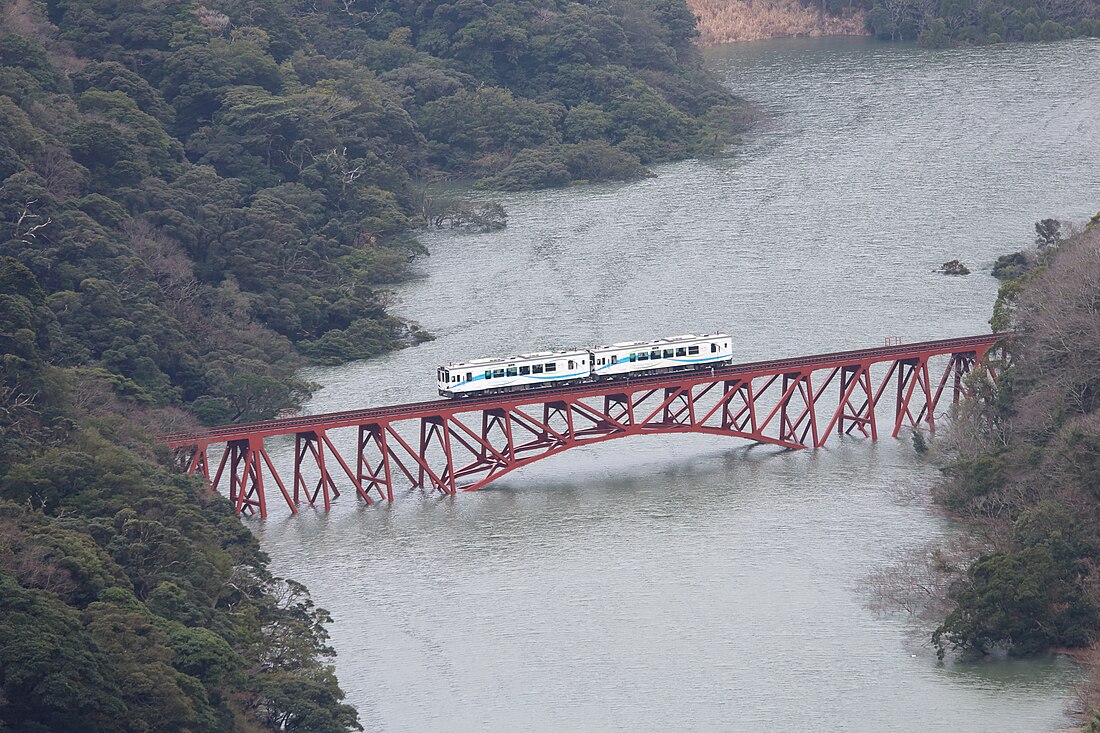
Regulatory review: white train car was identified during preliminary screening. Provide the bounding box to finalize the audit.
[438,349,591,397]
[590,333,732,378]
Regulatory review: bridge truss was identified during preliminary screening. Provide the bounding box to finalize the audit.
[167,334,1004,518]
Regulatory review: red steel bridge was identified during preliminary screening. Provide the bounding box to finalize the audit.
[167,334,1005,518]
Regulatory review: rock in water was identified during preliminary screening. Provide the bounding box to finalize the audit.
[937,259,971,275]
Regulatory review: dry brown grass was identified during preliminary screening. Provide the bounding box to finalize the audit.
[688,0,868,44]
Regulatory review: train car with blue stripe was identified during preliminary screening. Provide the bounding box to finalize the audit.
[590,334,732,378]
[438,349,591,397]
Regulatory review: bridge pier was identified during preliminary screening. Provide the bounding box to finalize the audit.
[828,364,877,444]
[357,423,394,503]
[213,437,295,518]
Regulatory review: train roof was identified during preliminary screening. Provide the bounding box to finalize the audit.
[594,332,729,350]
[440,347,588,370]
[439,333,730,370]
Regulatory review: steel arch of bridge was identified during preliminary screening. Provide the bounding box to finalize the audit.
[167,334,1005,518]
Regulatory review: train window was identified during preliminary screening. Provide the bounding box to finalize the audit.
[629,354,637,362]
[568,360,575,369]
[638,353,649,361]
[533,364,544,374]
[711,343,717,353]
[493,369,505,378]
[663,349,674,358]
[466,372,472,381]
[676,347,687,357]
[519,366,531,375]
[545,363,557,372]
[504,367,516,377]
[611,355,617,364]
[688,345,700,355]
[485,370,492,379]
[650,350,661,359]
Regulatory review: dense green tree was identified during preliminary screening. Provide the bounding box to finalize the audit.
[533,7,630,67]
[561,141,653,182]
[862,0,1097,44]
[419,87,561,170]
[0,573,127,733]
[161,38,284,136]
[1034,217,1063,249]
[919,18,952,46]
[563,101,614,143]
[0,35,64,93]
[83,593,222,733]
[72,61,175,123]
[477,147,571,190]
[380,63,470,111]
[933,544,1096,658]
[0,98,44,179]
[866,6,900,39]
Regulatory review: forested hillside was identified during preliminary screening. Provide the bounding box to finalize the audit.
[0,0,746,730]
[929,217,1100,725]
[863,0,1100,44]
[1,0,748,420]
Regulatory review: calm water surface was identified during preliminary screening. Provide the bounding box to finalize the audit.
[255,37,1100,731]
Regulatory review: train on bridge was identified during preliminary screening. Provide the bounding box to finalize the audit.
[437,333,734,397]
[169,332,1004,517]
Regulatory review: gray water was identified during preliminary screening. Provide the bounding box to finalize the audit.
[255,37,1100,731]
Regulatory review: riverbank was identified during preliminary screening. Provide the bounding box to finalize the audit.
[688,0,867,44]
[927,221,1100,728]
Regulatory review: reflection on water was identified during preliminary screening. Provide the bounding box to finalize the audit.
[943,654,1082,692]
[255,36,1100,732]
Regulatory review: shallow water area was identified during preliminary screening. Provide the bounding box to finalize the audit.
[255,36,1100,731]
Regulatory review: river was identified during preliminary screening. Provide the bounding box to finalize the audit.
[254,37,1100,731]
